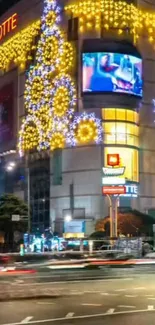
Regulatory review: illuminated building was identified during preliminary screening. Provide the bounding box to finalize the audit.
[0,0,155,235]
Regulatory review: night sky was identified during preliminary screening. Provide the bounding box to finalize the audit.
[0,0,21,16]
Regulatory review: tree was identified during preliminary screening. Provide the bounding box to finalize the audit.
[0,194,28,219]
[0,194,28,251]
[95,209,154,237]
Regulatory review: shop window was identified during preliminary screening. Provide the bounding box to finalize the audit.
[102,108,139,124]
[103,121,139,146]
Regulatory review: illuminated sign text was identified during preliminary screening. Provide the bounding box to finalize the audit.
[102,167,125,176]
[0,13,18,42]
[102,186,126,195]
[102,177,126,185]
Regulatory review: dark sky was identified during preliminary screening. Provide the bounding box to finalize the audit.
[0,0,21,16]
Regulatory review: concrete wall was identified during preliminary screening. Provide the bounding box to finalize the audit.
[137,0,155,212]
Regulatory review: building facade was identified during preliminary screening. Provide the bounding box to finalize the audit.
[0,0,155,236]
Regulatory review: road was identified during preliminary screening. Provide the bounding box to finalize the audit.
[1,276,155,325]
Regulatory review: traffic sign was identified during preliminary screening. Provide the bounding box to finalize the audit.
[12,215,28,221]
[12,215,20,221]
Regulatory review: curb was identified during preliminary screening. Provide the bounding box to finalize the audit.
[0,294,62,302]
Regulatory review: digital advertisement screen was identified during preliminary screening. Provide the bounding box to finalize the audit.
[82,52,142,97]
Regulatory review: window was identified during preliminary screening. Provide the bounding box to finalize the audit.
[104,147,139,182]
[103,121,139,147]
[68,17,79,41]
[102,108,139,124]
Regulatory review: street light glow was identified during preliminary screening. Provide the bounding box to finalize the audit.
[6,161,16,172]
[65,215,72,222]
[9,162,16,167]
[6,165,14,171]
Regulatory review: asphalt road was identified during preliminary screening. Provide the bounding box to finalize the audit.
[0,264,155,284]
[1,276,155,325]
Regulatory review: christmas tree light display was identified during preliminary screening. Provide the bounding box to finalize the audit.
[18,0,102,156]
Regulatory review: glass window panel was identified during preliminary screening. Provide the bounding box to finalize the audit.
[127,110,134,122]
[116,109,126,120]
[134,111,139,124]
[102,108,116,120]
[127,124,139,136]
[104,133,116,144]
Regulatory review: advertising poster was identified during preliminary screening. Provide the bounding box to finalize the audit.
[82,52,142,97]
[0,83,14,143]
[64,220,85,234]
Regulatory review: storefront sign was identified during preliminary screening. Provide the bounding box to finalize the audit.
[102,186,126,195]
[64,220,85,234]
[0,13,18,42]
[102,177,126,185]
[102,167,125,176]
[119,184,138,197]
[107,153,120,166]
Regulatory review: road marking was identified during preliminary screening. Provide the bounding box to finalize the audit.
[82,303,102,307]
[65,313,74,318]
[118,305,136,309]
[115,289,126,292]
[133,287,146,290]
[125,295,137,298]
[37,302,55,305]
[106,309,115,314]
[145,295,154,297]
[15,280,24,284]
[101,293,118,296]
[1,308,155,325]
[147,298,155,300]
[84,291,101,293]
[148,305,154,310]
[70,292,84,295]
[21,317,33,324]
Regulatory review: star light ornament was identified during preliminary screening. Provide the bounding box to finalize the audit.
[18,0,102,157]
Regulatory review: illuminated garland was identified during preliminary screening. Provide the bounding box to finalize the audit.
[71,112,102,145]
[65,0,155,46]
[19,115,43,156]
[2,0,155,73]
[18,0,102,156]
[0,20,40,71]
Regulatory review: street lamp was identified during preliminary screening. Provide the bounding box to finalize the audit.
[6,161,16,172]
[65,215,72,222]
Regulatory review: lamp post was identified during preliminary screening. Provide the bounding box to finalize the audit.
[27,166,31,234]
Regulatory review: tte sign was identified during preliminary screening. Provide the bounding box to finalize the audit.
[0,13,18,42]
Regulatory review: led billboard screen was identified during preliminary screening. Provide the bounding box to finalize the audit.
[82,52,142,97]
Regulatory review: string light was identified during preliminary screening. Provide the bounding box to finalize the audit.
[18,0,103,156]
[50,132,65,150]
[71,112,103,145]
[1,0,155,73]
[65,0,155,46]
[0,20,40,71]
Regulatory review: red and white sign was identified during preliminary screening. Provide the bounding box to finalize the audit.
[107,154,120,166]
[0,13,18,42]
[102,186,126,195]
